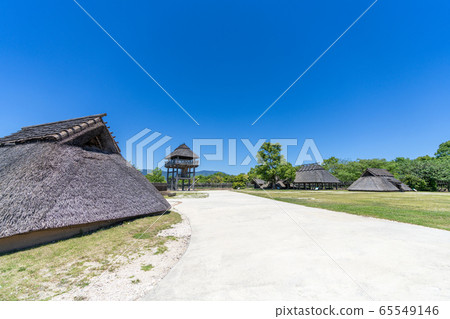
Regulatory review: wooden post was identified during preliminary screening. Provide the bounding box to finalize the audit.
[172,167,175,190]
[172,167,176,190]
[192,166,196,191]
[187,168,191,191]
[166,168,169,189]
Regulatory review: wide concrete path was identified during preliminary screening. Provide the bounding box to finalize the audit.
[144,191,450,300]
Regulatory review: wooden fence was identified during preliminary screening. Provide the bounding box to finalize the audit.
[194,183,233,189]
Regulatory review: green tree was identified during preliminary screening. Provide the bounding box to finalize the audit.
[321,157,401,183]
[435,140,450,158]
[401,174,427,190]
[416,155,433,161]
[277,162,296,183]
[322,156,340,173]
[321,158,359,183]
[196,174,209,184]
[145,167,166,183]
[254,142,283,188]
[247,167,262,188]
[321,150,450,191]
[232,173,248,189]
[209,173,225,183]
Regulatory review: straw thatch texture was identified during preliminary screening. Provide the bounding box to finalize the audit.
[362,168,393,177]
[165,143,199,159]
[0,142,170,239]
[275,180,288,189]
[348,168,412,192]
[294,164,341,184]
[347,176,399,192]
[0,113,103,143]
[253,178,266,185]
[251,178,289,189]
[252,178,270,189]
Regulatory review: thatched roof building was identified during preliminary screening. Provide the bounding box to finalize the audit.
[251,178,289,189]
[251,178,269,189]
[348,168,412,192]
[0,114,170,253]
[293,164,341,190]
[165,143,199,159]
[165,143,199,191]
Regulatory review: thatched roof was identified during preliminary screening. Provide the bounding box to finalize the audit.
[165,143,199,159]
[253,178,266,185]
[251,178,270,188]
[294,164,341,184]
[275,180,288,189]
[348,168,412,192]
[0,114,120,153]
[362,168,393,177]
[0,115,170,239]
[251,178,288,189]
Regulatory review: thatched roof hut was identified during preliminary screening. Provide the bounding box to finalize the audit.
[348,168,412,192]
[165,144,199,191]
[251,178,270,189]
[293,164,341,190]
[251,178,289,189]
[275,180,288,189]
[0,114,170,253]
[165,143,199,159]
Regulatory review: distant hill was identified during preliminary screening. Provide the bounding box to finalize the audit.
[195,170,223,176]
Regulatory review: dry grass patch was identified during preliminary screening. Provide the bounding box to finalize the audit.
[169,192,209,199]
[0,211,181,301]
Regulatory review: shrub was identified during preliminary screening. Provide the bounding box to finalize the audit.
[401,175,427,191]
[145,167,166,183]
[232,181,246,189]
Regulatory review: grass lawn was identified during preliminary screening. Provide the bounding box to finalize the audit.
[238,189,450,231]
[0,211,181,301]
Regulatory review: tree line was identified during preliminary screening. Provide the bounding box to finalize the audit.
[145,140,450,191]
[322,141,449,191]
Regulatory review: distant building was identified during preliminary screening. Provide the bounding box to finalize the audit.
[348,168,412,192]
[293,164,341,190]
[0,114,170,253]
[165,144,199,191]
[252,178,269,189]
[251,178,289,189]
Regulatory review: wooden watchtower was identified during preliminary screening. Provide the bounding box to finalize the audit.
[165,144,199,191]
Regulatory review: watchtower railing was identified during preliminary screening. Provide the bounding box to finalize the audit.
[165,159,199,167]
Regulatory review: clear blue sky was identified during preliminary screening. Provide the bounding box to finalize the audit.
[1,0,449,174]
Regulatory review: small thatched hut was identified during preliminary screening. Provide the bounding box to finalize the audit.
[252,178,269,189]
[274,180,289,189]
[293,164,341,190]
[0,114,170,253]
[251,178,290,189]
[348,168,412,192]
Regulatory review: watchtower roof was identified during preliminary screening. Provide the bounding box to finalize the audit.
[165,143,199,159]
